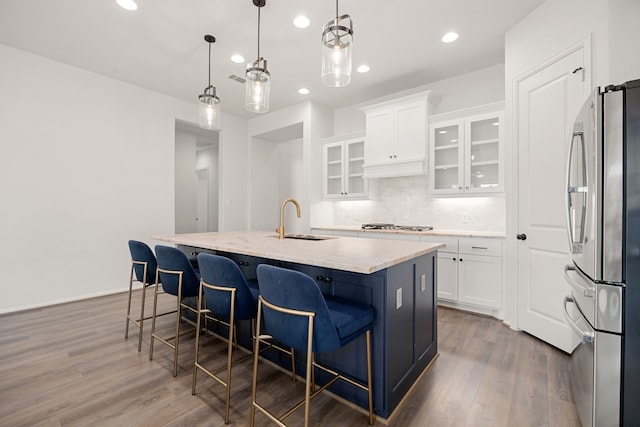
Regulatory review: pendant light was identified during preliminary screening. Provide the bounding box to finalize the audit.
[198,35,221,130]
[321,0,353,87]
[245,0,270,113]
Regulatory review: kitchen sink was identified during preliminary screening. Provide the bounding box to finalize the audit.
[282,233,335,241]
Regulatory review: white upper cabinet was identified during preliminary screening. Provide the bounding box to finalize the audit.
[360,91,430,179]
[322,133,368,200]
[429,108,504,195]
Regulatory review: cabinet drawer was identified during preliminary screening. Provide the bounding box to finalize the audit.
[459,238,502,257]
[420,235,458,253]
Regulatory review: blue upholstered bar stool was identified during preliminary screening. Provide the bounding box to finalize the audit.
[126,240,158,352]
[251,264,375,427]
[149,245,201,377]
[192,253,260,424]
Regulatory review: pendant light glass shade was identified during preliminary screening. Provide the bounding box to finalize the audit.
[245,59,270,113]
[246,0,270,113]
[198,87,220,130]
[198,35,221,129]
[322,8,353,87]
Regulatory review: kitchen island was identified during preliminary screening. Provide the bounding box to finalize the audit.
[153,231,443,419]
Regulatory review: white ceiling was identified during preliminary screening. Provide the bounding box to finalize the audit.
[0,0,544,120]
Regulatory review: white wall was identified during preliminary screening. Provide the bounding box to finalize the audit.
[175,130,197,233]
[278,140,304,234]
[250,137,281,231]
[196,144,219,231]
[608,0,640,84]
[250,138,305,233]
[218,113,250,232]
[0,43,248,313]
[248,101,333,233]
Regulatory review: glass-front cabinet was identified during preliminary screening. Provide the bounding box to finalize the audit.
[429,111,504,195]
[323,133,368,199]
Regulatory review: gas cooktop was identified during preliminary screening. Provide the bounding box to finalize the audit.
[361,223,433,232]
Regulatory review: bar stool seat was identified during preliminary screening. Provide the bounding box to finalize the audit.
[251,264,375,427]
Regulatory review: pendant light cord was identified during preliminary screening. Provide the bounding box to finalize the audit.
[257,5,261,60]
[207,42,211,88]
[335,0,339,19]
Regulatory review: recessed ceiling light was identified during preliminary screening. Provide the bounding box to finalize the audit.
[293,16,310,29]
[357,65,370,73]
[116,0,138,11]
[441,32,459,43]
[298,88,310,95]
[231,54,245,64]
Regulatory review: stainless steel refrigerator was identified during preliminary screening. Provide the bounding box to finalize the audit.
[563,79,640,426]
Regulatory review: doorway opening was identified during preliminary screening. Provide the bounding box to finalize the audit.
[175,120,219,233]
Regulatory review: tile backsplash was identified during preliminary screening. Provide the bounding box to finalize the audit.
[325,175,505,232]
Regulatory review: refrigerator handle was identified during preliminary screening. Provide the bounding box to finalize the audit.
[565,130,587,252]
[563,264,595,298]
[563,295,594,343]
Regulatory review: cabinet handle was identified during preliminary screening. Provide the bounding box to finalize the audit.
[471,246,488,250]
[459,258,463,262]
[465,185,469,190]
[453,257,456,261]
[458,186,463,191]
[516,233,527,241]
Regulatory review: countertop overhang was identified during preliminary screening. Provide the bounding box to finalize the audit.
[153,231,443,274]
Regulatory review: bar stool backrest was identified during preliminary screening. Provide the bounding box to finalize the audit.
[197,253,257,320]
[128,240,157,285]
[256,264,340,353]
[154,245,199,298]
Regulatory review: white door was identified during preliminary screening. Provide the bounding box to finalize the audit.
[516,47,588,353]
[196,169,209,232]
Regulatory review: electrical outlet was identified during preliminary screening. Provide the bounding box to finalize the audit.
[462,212,470,223]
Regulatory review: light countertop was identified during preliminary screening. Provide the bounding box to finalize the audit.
[153,231,443,275]
[311,226,505,239]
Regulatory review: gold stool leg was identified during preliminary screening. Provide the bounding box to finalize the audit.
[366,330,374,425]
[303,316,314,427]
[249,301,263,427]
[172,273,184,377]
[149,271,161,361]
[125,264,135,338]
[137,273,148,352]
[192,282,204,395]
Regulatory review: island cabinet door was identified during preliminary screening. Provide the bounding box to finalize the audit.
[414,254,436,360]
[386,262,415,400]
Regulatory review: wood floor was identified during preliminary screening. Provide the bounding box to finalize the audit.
[0,290,581,427]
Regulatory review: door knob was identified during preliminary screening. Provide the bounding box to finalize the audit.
[517,233,527,240]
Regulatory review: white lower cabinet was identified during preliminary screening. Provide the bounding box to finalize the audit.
[310,229,503,313]
[436,251,458,301]
[421,236,502,311]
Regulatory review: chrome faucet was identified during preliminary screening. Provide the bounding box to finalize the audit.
[276,197,301,239]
